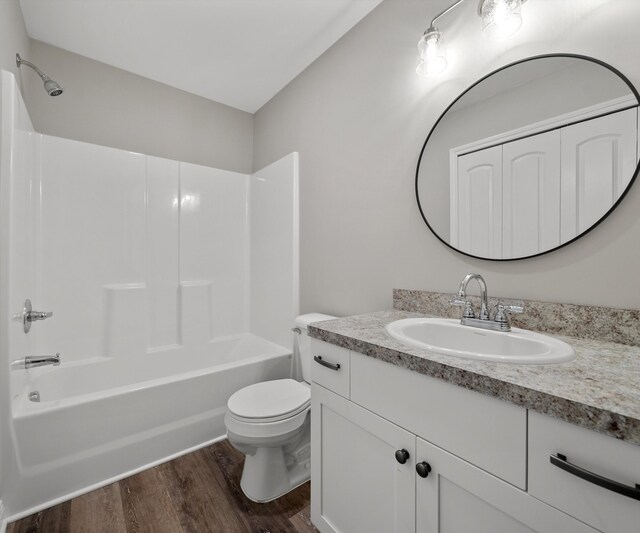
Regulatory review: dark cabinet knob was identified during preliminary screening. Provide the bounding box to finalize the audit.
[395,449,410,464]
[416,461,432,478]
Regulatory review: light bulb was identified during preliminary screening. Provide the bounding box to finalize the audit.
[480,0,523,40]
[416,27,447,76]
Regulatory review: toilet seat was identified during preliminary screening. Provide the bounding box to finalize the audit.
[227,379,310,423]
[225,379,311,440]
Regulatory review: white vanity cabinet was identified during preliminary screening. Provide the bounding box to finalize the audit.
[528,411,640,533]
[415,437,596,533]
[309,338,638,533]
[311,384,415,533]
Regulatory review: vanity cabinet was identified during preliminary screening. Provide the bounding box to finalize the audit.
[349,352,526,489]
[528,411,640,532]
[311,382,595,533]
[311,384,415,533]
[415,437,596,533]
[309,339,638,533]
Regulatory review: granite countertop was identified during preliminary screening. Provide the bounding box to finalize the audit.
[308,310,640,445]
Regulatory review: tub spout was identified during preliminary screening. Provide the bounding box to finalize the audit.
[13,353,60,369]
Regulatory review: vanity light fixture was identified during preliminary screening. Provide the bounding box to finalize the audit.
[479,0,525,40]
[416,25,447,75]
[416,0,527,76]
[416,0,463,76]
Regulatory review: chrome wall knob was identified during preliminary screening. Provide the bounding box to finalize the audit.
[28,310,53,322]
[15,299,53,333]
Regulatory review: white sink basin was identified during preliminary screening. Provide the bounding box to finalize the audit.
[385,318,575,364]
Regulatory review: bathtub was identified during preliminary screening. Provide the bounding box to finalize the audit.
[9,333,291,516]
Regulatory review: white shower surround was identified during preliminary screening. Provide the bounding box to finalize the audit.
[0,70,299,522]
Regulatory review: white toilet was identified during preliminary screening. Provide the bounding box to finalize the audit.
[224,313,336,502]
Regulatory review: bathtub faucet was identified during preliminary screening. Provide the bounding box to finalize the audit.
[13,353,61,369]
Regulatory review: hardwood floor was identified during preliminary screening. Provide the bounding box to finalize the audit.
[8,440,318,533]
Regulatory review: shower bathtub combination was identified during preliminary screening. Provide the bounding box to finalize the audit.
[0,70,299,521]
[12,335,290,515]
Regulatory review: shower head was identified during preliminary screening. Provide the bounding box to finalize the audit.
[43,77,64,97]
[16,53,64,97]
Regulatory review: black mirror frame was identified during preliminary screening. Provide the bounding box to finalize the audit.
[415,53,640,262]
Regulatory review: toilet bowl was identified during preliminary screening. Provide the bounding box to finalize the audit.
[224,313,335,502]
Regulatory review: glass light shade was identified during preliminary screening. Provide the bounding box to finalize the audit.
[416,28,447,76]
[480,0,523,40]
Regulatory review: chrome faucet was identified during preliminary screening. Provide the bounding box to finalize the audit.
[450,274,524,332]
[13,354,60,369]
[457,273,490,320]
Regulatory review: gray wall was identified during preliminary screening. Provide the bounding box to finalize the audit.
[0,0,31,96]
[26,40,253,173]
[253,0,640,315]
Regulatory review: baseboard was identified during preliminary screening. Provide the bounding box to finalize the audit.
[4,434,227,526]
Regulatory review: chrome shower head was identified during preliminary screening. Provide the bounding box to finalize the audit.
[43,77,64,97]
[16,53,64,97]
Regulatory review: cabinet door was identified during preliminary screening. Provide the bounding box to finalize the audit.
[560,107,638,244]
[416,437,597,533]
[529,411,640,533]
[451,146,502,257]
[311,384,415,533]
[502,130,561,259]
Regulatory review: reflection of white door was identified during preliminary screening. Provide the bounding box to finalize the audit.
[560,107,638,244]
[502,131,561,259]
[450,106,638,258]
[451,146,502,258]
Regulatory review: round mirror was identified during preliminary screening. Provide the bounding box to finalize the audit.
[416,55,640,260]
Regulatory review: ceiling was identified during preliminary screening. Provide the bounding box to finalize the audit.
[19,0,383,113]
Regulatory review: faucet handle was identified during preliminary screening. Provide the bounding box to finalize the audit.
[15,299,53,334]
[28,310,53,321]
[450,298,475,318]
[502,303,524,314]
[494,303,524,327]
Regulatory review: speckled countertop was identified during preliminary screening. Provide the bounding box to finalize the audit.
[309,310,640,445]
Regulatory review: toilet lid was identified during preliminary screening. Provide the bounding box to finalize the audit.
[227,379,310,421]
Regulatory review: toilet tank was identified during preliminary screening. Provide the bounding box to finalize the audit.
[294,313,337,383]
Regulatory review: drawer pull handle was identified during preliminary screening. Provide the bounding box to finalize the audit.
[550,453,640,501]
[314,355,340,371]
[395,449,410,464]
[416,461,432,478]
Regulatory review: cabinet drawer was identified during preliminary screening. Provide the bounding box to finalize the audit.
[417,437,597,533]
[350,352,526,488]
[529,411,640,533]
[310,339,350,398]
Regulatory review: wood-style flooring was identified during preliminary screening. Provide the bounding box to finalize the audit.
[8,440,318,533]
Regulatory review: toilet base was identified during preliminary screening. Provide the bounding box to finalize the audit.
[227,416,311,503]
[240,445,310,502]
